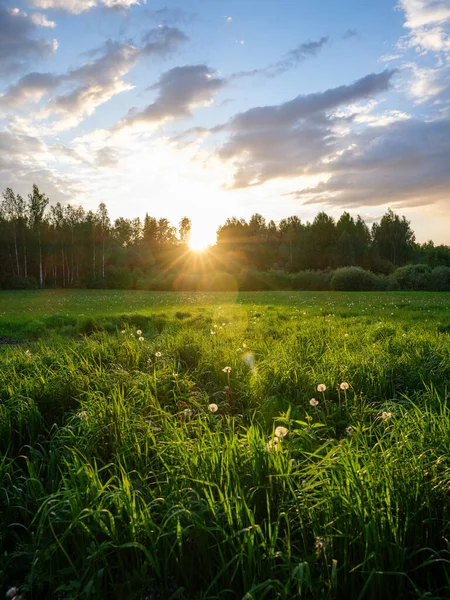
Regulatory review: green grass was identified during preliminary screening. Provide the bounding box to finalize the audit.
[1,290,450,599]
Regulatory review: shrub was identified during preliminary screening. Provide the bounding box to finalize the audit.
[331,267,377,291]
[291,270,332,291]
[391,264,432,291]
[431,265,450,291]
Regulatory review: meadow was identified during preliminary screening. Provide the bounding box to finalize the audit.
[1,290,450,599]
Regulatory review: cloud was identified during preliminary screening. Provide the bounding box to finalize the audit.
[30,12,56,27]
[141,25,189,57]
[3,25,188,129]
[96,146,119,167]
[232,37,329,79]
[217,69,396,188]
[117,65,226,129]
[28,0,142,14]
[0,6,58,75]
[0,72,60,110]
[0,130,80,203]
[343,28,358,39]
[145,7,197,25]
[288,118,450,209]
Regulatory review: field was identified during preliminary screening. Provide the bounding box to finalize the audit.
[1,290,450,600]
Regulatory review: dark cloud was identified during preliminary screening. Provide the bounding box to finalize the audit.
[291,118,450,209]
[0,7,57,75]
[217,70,396,188]
[117,65,226,129]
[141,26,189,57]
[232,37,329,79]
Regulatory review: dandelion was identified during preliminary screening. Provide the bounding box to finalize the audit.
[139,336,144,342]
[208,403,218,413]
[266,436,279,451]
[381,411,392,420]
[222,366,232,373]
[210,330,216,335]
[25,350,31,356]
[275,426,288,438]
[121,330,126,334]
[310,398,319,407]
[224,385,230,393]
[6,589,18,599]
[344,333,349,337]
[317,384,326,392]
[340,382,349,390]
[136,329,142,335]
[155,351,162,357]
[345,425,353,437]
[183,408,194,419]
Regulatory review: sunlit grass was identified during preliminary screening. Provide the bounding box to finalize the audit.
[0,291,449,598]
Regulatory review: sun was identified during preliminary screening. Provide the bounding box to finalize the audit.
[188,225,216,252]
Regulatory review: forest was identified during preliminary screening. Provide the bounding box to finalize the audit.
[1,184,449,291]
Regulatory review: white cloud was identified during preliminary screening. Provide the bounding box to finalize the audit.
[30,12,56,28]
[28,0,143,13]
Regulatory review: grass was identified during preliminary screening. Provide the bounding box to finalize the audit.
[0,290,450,599]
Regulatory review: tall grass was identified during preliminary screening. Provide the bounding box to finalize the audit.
[0,291,449,599]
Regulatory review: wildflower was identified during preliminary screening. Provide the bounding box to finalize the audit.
[130,333,134,337]
[222,322,225,327]
[266,436,279,451]
[314,536,329,551]
[136,329,142,335]
[224,385,230,393]
[183,408,194,419]
[310,398,319,407]
[317,384,326,392]
[344,333,349,337]
[210,330,216,335]
[275,426,288,438]
[121,330,126,334]
[139,336,144,342]
[372,343,377,348]
[345,425,353,437]
[78,411,88,420]
[222,366,232,373]
[340,382,349,390]
[6,589,18,599]
[208,403,218,413]
[381,411,392,420]
[25,350,31,356]
[155,351,162,357]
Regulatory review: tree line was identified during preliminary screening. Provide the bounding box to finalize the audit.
[1,184,449,290]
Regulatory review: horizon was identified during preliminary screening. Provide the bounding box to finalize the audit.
[0,0,449,245]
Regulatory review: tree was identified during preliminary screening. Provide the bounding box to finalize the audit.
[179,217,192,244]
[372,209,415,266]
[27,185,49,288]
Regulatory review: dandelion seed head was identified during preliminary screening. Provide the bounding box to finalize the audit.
[275,426,288,438]
[139,336,144,342]
[345,425,353,437]
[317,384,326,392]
[136,329,142,335]
[381,411,392,420]
[340,382,349,390]
[208,403,218,413]
[121,330,126,334]
[6,589,18,599]
[310,398,319,407]
[222,366,232,373]
[155,351,162,357]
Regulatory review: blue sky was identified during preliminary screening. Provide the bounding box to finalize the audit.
[0,0,449,244]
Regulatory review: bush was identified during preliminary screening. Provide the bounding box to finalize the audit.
[331,267,378,291]
[391,264,432,291]
[291,270,332,291]
[431,265,450,291]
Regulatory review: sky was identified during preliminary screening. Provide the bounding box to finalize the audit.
[0,0,449,245]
